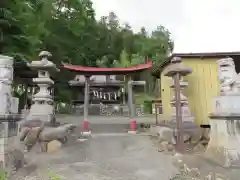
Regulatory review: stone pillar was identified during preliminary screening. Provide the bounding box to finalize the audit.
[0,55,13,114]
[23,84,28,109]
[127,79,134,119]
[0,55,21,168]
[127,78,137,133]
[205,58,240,167]
[83,76,90,121]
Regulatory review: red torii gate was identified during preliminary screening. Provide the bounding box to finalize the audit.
[62,61,152,133]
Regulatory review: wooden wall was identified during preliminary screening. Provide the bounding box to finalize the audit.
[160,57,220,125]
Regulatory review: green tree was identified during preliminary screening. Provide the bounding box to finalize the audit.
[96,55,111,82]
[1,0,174,103]
[0,0,36,57]
[113,49,130,67]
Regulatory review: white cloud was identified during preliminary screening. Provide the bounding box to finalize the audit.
[175,0,240,53]
[92,0,240,53]
[92,0,184,36]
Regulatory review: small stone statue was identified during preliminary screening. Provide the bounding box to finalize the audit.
[217,57,240,95]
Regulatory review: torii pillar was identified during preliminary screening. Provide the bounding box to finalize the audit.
[127,77,146,133]
[82,75,91,135]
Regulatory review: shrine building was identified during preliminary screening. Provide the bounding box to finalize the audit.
[62,61,152,119]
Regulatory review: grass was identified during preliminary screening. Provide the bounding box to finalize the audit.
[0,170,6,180]
[0,168,62,180]
[48,171,62,180]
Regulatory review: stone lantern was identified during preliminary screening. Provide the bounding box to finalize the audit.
[163,57,199,151]
[164,57,194,124]
[26,51,59,124]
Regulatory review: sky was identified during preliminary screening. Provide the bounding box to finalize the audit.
[92,0,240,53]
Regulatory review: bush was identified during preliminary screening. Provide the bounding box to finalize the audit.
[55,103,72,114]
[134,93,153,114]
[143,101,152,114]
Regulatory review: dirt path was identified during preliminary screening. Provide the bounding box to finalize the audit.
[19,134,177,180]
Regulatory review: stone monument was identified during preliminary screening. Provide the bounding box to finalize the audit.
[0,55,24,172]
[26,51,59,124]
[205,57,240,167]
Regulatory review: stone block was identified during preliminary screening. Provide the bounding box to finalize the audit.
[0,119,21,171]
[0,121,18,138]
[205,118,240,167]
[5,148,26,174]
[20,119,44,128]
[157,126,175,144]
[158,141,168,152]
[158,141,174,153]
[166,143,174,151]
[183,133,191,142]
[24,127,42,150]
[149,125,159,136]
[193,143,206,153]
[47,140,62,153]
[201,128,210,140]
[7,121,18,138]
[10,97,19,114]
[40,127,66,142]
[212,96,240,114]
[189,129,202,144]
[39,124,75,142]
[40,142,48,152]
[19,127,30,141]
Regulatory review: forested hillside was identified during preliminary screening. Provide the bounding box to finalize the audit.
[1,0,174,103]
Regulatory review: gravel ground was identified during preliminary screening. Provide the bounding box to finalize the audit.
[15,133,177,180]
[173,154,240,180]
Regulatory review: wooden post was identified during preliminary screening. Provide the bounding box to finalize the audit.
[174,73,184,152]
[23,83,28,110]
[155,103,158,124]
